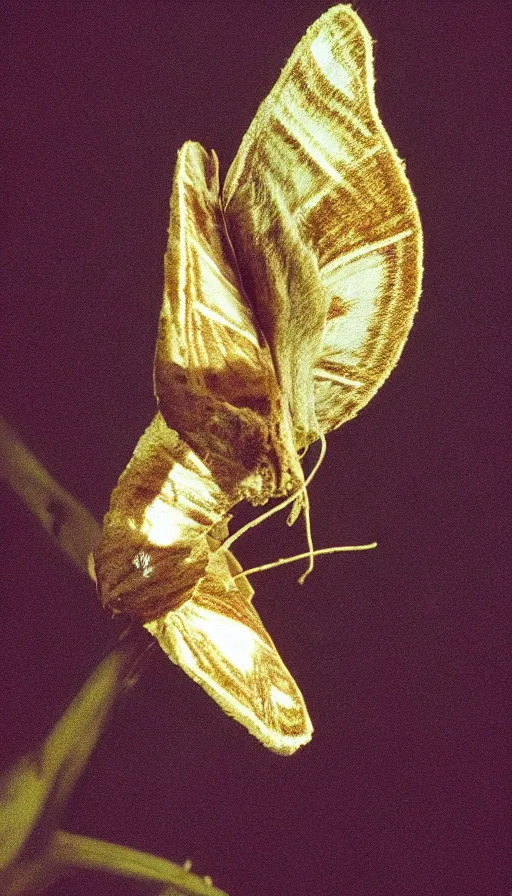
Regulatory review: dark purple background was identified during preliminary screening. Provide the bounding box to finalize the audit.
[2,3,509,895]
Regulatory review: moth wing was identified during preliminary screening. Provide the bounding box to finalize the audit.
[155,140,302,500]
[223,5,422,441]
[94,414,237,622]
[155,140,276,413]
[145,547,313,755]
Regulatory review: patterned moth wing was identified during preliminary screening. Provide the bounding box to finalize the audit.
[223,4,423,442]
[95,414,231,623]
[154,140,303,506]
[145,520,312,754]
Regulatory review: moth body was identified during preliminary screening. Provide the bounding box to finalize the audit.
[96,4,422,754]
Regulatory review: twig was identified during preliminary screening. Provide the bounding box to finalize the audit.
[51,830,226,894]
[2,829,227,896]
[0,415,101,577]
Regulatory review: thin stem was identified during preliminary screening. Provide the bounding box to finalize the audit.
[1,830,228,896]
[0,420,229,894]
[49,830,228,895]
[0,415,101,578]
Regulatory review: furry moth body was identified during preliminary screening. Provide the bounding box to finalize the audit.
[95,5,422,754]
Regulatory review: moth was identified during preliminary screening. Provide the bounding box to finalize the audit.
[94,5,422,754]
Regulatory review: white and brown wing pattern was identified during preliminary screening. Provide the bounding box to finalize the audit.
[95,145,311,750]
[223,5,422,441]
[146,526,313,755]
[155,140,302,504]
[155,142,271,412]
[94,413,231,622]
[95,421,313,754]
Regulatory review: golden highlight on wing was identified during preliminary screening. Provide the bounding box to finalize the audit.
[94,414,234,621]
[145,541,313,755]
[223,4,422,441]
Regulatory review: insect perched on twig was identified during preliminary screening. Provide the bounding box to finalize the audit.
[94,5,423,755]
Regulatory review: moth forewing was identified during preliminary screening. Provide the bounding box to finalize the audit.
[222,4,422,441]
[156,142,271,398]
[154,140,304,504]
[94,414,234,622]
[145,540,313,755]
[309,11,423,432]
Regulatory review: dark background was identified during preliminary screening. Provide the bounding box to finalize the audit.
[1,2,509,894]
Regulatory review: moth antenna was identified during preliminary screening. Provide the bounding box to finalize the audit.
[221,432,327,552]
[233,542,377,580]
[116,625,157,692]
